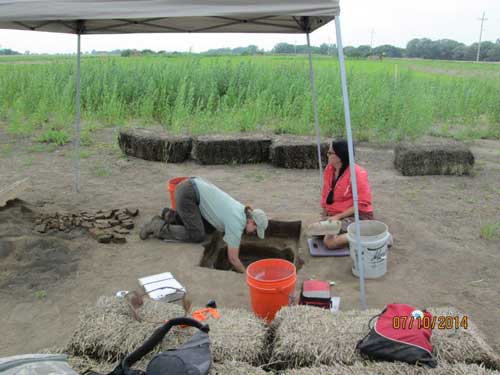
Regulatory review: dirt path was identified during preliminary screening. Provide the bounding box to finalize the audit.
[1,127,499,356]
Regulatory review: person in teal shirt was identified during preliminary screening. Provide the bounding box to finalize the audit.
[140,177,268,273]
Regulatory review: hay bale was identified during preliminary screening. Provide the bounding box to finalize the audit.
[394,141,474,176]
[204,308,269,365]
[280,362,500,375]
[66,296,191,362]
[210,361,267,375]
[118,128,192,162]
[270,305,379,368]
[191,134,272,165]
[67,355,117,374]
[68,359,267,375]
[271,306,500,370]
[270,136,329,169]
[428,307,500,369]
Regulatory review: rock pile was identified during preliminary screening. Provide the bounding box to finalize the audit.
[34,208,139,244]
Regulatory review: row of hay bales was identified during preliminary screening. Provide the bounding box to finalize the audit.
[63,298,500,374]
[119,128,475,175]
[118,129,329,169]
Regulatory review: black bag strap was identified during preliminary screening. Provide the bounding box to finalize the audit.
[356,307,386,350]
[123,317,209,369]
[84,318,209,375]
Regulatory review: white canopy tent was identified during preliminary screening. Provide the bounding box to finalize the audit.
[0,0,368,309]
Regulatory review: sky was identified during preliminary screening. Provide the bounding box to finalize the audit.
[0,0,499,54]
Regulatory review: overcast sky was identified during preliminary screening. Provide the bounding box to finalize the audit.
[0,0,499,54]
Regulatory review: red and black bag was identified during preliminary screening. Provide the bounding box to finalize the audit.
[356,303,437,367]
[299,279,332,309]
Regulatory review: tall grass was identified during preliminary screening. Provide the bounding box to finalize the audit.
[0,55,499,142]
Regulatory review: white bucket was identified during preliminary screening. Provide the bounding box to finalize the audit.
[346,220,390,279]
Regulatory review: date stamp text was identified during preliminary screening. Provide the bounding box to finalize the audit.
[392,315,468,330]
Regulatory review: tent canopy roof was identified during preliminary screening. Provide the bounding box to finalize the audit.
[0,0,339,34]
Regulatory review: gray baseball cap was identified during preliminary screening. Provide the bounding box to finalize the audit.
[251,209,268,239]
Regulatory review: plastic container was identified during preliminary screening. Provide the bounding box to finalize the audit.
[346,220,390,279]
[246,259,296,322]
[167,176,188,209]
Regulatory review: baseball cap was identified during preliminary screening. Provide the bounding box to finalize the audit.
[251,209,268,239]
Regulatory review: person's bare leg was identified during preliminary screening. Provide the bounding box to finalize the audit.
[324,233,349,249]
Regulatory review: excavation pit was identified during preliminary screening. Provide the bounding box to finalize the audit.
[200,220,302,272]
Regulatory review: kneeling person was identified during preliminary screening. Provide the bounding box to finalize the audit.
[140,177,268,273]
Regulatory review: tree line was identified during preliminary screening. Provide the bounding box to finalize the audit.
[2,37,500,61]
[270,38,500,61]
[121,38,500,62]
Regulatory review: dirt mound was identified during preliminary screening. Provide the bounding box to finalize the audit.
[0,236,80,290]
[0,200,85,291]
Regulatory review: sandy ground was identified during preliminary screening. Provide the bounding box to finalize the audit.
[0,126,499,356]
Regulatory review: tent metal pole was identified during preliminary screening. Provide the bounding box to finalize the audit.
[74,31,81,193]
[306,32,323,189]
[334,16,367,309]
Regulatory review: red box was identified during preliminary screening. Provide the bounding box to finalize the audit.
[299,279,332,309]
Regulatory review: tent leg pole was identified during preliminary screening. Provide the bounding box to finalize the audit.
[74,32,81,193]
[306,32,323,189]
[335,16,367,309]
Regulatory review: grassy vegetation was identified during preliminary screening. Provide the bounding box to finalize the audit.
[480,222,500,240]
[0,55,499,142]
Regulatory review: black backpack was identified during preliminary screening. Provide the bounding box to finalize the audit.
[86,317,211,375]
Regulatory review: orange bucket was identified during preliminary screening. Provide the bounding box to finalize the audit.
[167,176,188,209]
[246,259,296,322]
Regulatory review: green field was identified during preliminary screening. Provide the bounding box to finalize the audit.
[0,54,499,144]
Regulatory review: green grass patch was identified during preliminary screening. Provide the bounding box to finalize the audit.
[23,156,34,166]
[33,290,48,299]
[0,144,13,156]
[91,161,111,177]
[79,149,92,159]
[1,55,499,141]
[37,129,70,145]
[27,143,58,153]
[480,222,500,240]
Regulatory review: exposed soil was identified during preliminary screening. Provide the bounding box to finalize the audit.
[1,126,499,357]
[200,234,297,271]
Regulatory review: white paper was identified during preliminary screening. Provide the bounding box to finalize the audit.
[330,297,340,312]
[138,272,186,302]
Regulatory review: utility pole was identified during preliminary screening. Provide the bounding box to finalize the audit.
[370,29,375,51]
[476,12,487,62]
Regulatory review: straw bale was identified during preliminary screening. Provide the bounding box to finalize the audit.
[67,355,117,374]
[428,307,500,370]
[204,308,269,365]
[209,361,267,375]
[270,136,329,169]
[279,362,500,375]
[66,296,191,362]
[394,141,474,176]
[191,134,272,165]
[118,128,192,162]
[271,306,500,370]
[270,305,379,368]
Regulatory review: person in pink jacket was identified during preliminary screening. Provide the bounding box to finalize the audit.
[321,140,374,249]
